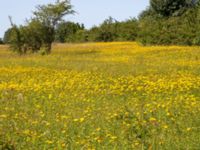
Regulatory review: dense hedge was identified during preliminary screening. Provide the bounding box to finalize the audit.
[53,17,139,43]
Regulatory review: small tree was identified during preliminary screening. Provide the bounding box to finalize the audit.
[7,0,74,55]
[3,28,14,44]
[33,0,74,54]
[22,19,44,53]
[8,16,25,54]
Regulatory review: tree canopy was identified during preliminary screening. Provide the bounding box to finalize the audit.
[150,0,198,17]
[138,0,200,45]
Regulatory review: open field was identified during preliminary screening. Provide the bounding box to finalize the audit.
[0,42,200,149]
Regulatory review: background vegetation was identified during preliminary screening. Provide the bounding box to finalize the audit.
[138,0,200,45]
[3,0,200,52]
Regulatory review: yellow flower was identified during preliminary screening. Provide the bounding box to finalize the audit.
[135,142,140,146]
[0,114,7,118]
[163,125,168,129]
[46,140,53,144]
[61,143,66,147]
[79,117,85,123]
[73,118,79,122]
[166,112,170,116]
[48,94,52,99]
[110,136,117,140]
[23,129,30,135]
[96,128,101,131]
[149,117,156,121]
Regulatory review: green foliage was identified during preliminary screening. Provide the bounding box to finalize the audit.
[139,1,200,45]
[6,0,74,55]
[33,0,74,27]
[70,30,89,43]
[150,0,197,17]
[116,19,139,41]
[3,28,12,44]
[86,17,138,42]
[23,20,44,53]
[54,17,139,43]
[32,0,74,54]
[96,17,118,42]
[0,38,3,44]
[55,21,84,43]
[138,8,157,20]
[87,26,100,42]
[6,24,25,54]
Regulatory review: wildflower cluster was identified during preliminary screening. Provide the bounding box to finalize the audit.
[0,42,200,149]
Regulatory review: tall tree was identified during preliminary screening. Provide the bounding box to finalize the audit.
[33,0,75,53]
[150,0,198,17]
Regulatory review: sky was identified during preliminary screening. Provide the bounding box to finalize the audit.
[0,0,149,38]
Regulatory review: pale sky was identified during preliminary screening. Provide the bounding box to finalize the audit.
[0,0,149,38]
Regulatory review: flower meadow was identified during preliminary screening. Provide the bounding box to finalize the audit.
[0,42,200,149]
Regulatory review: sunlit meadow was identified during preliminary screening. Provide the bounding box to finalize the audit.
[0,42,200,149]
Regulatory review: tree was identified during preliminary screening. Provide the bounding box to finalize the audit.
[150,0,198,17]
[3,28,14,44]
[5,19,44,54]
[87,26,100,42]
[71,30,88,43]
[138,0,200,46]
[138,6,200,45]
[116,18,139,41]
[55,21,84,43]
[32,0,74,53]
[7,0,74,55]
[97,17,118,42]
[22,19,44,53]
[87,17,118,42]
[8,16,25,54]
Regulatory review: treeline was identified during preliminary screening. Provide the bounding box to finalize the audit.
[56,0,200,45]
[2,0,200,54]
[4,17,138,44]
[52,17,138,43]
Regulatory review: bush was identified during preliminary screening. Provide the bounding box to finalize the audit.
[138,7,200,45]
[55,21,85,43]
[86,17,139,42]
